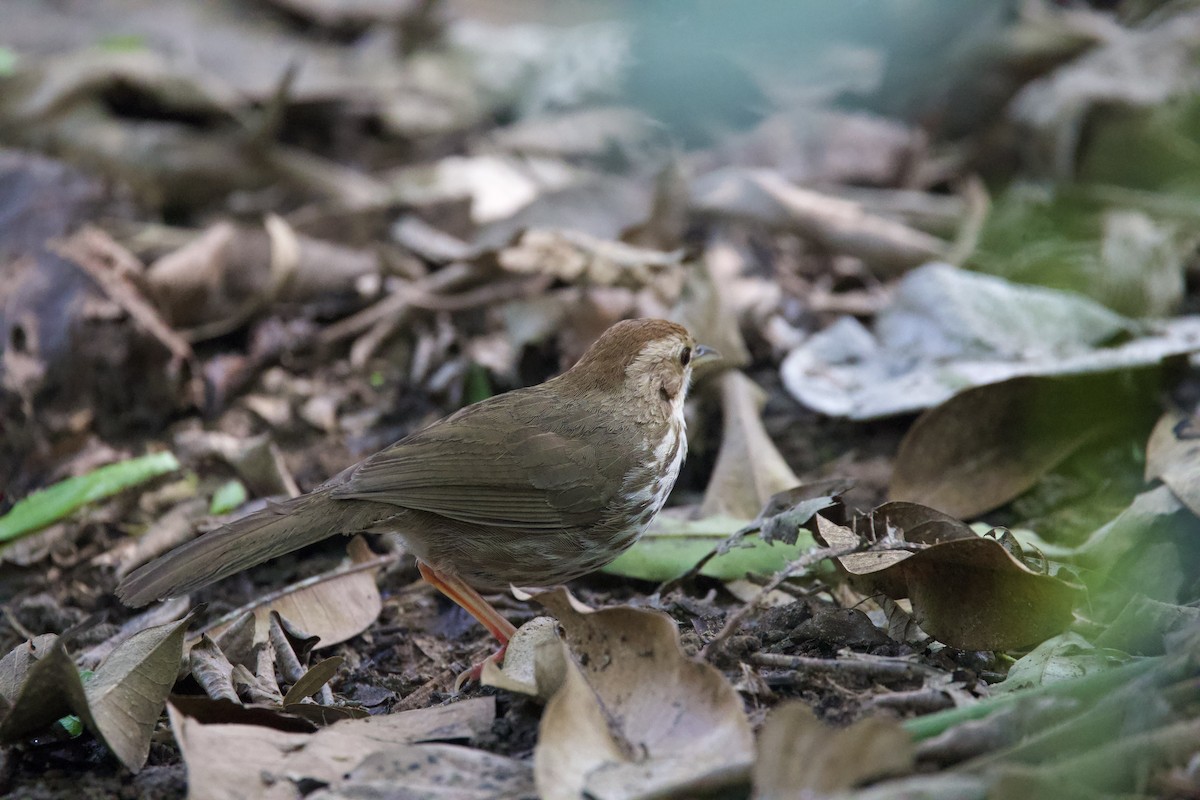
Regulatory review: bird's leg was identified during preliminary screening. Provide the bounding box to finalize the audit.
[417,561,516,687]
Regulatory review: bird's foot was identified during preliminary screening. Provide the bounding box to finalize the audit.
[454,643,509,692]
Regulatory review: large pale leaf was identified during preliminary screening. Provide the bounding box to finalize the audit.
[780,263,1200,420]
[700,370,800,519]
[533,588,754,800]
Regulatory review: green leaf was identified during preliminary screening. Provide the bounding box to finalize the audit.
[0,452,181,544]
[209,480,248,516]
[603,515,817,582]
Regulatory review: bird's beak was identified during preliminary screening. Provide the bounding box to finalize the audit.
[693,344,720,363]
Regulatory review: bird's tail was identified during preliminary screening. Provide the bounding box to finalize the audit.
[116,490,380,607]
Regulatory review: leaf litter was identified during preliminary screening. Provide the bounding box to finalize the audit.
[4,1,1200,798]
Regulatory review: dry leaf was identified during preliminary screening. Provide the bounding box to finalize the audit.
[753,702,914,799]
[817,512,1082,651]
[890,374,1154,518]
[533,588,754,800]
[0,613,195,772]
[1145,410,1200,517]
[169,696,496,800]
[480,616,564,701]
[200,536,388,649]
[700,371,800,518]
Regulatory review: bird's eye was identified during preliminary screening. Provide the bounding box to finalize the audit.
[680,347,692,366]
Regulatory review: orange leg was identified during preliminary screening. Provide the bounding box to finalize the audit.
[418,561,515,686]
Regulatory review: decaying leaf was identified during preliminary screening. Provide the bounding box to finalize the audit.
[0,612,196,772]
[199,536,389,649]
[890,373,1157,518]
[817,510,1082,651]
[533,588,754,800]
[753,702,914,799]
[168,695,497,800]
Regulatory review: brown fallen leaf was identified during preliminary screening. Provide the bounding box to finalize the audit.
[890,374,1155,518]
[817,510,1082,651]
[145,217,378,337]
[753,702,914,799]
[533,588,754,800]
[0,611,196,772]
[199,535,391,649]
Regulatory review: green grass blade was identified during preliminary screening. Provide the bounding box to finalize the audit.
[0,452,181,543]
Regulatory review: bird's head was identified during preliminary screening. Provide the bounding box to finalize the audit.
[560,318,718,417]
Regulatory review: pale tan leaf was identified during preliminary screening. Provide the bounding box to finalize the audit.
[533,588,754,800]
[700,371,800,519]
[169,696,496,800]
[200,535,389,649]
[754,702,914,799]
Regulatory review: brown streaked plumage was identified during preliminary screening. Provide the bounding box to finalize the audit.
[117,318,714,673]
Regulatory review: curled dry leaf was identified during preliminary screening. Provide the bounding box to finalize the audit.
[889,373,1156,518]
[0,611,196,772]
[817,511,1082,651]
[753,702,914,799]
[168,695,496,800]
[480,616,564,702]
[532,588,754,800]
[199,535,389,649]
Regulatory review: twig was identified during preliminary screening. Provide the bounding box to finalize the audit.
[945,175,990,266]
[319,262,476,345]
[655,518,762,598]
[751,652,940,683]
[51,227,198,373]
[865,686,958,714]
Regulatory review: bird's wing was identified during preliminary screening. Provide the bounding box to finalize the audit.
[328,399,632,531]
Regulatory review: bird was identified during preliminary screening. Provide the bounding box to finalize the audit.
[118,318,716,676]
